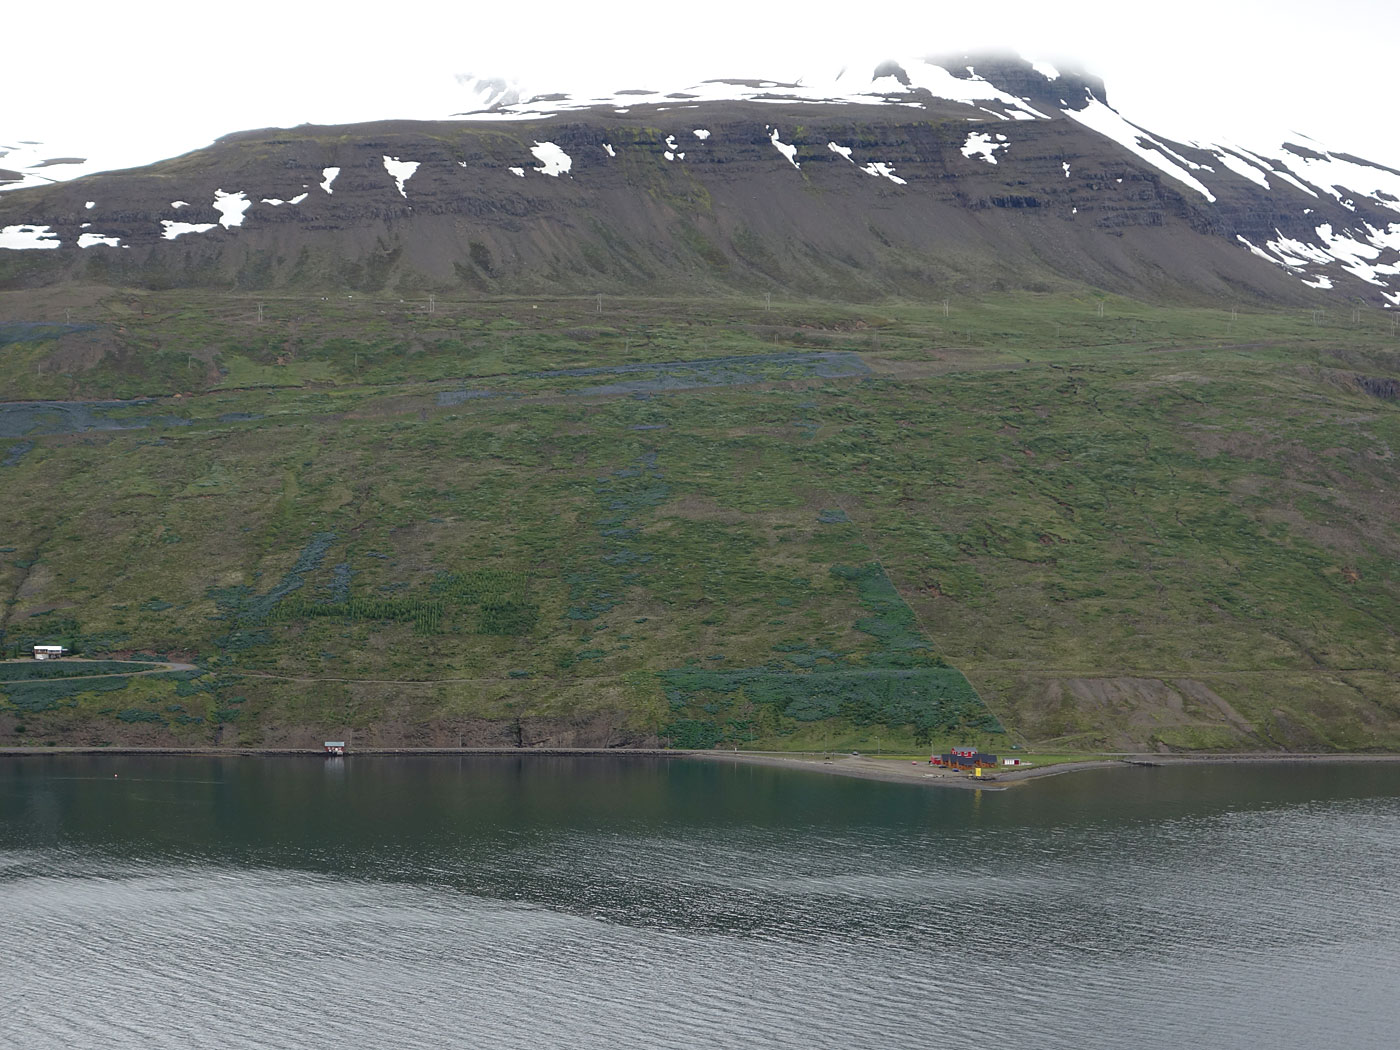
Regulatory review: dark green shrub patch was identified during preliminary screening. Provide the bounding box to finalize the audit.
[116,708,165,724]
[0,661,159,682]
[2,675,134,712]
[830,563,945,667]
[660,666,1001,748]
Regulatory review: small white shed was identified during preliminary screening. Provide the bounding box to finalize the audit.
[33,645,67,660]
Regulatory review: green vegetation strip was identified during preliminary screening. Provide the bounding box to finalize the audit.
[0,661,163,681]
[0,290,1397,751]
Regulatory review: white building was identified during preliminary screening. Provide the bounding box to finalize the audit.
[33,645,67,660]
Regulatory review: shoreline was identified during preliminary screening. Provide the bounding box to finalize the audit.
[2,746,1399,790]
[696,750,1400,790]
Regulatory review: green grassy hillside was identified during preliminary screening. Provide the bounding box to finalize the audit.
[1,289,1397,751]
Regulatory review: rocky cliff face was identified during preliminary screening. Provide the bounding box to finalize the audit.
[4,55,1398,304]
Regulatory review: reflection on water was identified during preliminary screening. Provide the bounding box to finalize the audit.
[1,756,1398,1049]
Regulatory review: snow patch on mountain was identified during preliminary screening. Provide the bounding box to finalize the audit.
[1237,222,1400,298]
[320,167,340,194]
[1210,148,1271,188]
[1265,231,1333,268]
[1232,149,1318,197]
[452,57,1055,124]
[1314,222,1400,286]
[768,127,799,169]
[962,132,1008,164]
[212,189,250,227]
[826,139,903,182]
[530,142,571,176]
[382,157,419,197]
[0,144,96,193]
[1269,145,1400,214]
[0,224,61,250]
[161,221,217,240]
[1064,98,1216,202]
[860,162,906,185]
[155,189,248,239]
[884,62,1049,120]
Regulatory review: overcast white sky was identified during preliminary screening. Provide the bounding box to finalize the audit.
[7,0,1399,172]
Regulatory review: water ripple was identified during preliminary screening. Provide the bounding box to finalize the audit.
[1,759,1398,1049]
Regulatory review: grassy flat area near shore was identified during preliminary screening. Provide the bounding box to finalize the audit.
[1,289,1398,751]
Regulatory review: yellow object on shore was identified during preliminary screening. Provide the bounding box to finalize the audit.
[974,767,982,778]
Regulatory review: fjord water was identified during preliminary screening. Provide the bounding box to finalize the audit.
[2,757,1397,1049]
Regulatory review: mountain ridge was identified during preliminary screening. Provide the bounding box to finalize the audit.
[4,54,1400,306]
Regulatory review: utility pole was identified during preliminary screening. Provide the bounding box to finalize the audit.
[764,292,772,312]
[942,298,950,318]
[596,293,603,314]
[257,303,265,322]
[429,294,436,315]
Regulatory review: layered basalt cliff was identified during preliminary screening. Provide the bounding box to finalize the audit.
[3,55,1398,304]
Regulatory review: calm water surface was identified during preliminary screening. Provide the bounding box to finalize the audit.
[1,756,1397,1049]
